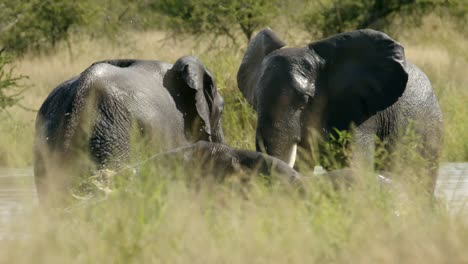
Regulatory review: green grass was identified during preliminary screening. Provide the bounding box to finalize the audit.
[0,14,467,264]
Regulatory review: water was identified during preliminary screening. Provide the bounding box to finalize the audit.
[435,163,468,214]
[0,163,467,237]
[0,168,37,240]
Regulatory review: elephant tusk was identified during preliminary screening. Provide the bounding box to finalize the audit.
[287,144,297,168]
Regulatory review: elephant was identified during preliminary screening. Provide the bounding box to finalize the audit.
[237,28,443,194]
[141,140,305,191]
[34,56,225,203]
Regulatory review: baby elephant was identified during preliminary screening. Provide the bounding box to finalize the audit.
[144,141,304,190]
[34,56,225,203]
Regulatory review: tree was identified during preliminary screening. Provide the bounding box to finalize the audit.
[299,0,467,37]
[0,0,91,55]
[0,53,26,112]
[0,0,142,56]
[150,0,279,45]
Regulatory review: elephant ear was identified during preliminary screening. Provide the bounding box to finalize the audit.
[173,56,224,140]
[309,29,408,130]
[237,28,286,109]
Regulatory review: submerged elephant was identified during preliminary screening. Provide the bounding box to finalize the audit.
[34,56,225,202]
[237,28,443,193]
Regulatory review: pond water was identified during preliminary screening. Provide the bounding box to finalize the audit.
[0,168,37,240]
[435,163,468,214]
[0,163,467,239]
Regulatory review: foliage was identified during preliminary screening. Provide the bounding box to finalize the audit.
[0,0,89,55]
[0,0,142,56]
[319,129,353,171]
[1,0,466,55]
[299,0,468,37]
[150,0,279,45]
[0,53,25,112]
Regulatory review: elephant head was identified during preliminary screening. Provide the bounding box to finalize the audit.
[171,56,225,143]
[237,28,408,167]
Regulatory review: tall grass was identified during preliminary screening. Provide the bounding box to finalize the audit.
[0,14,467,263]
[2,162,467,263]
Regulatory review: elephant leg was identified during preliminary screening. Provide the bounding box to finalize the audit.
[33,147,78,207]
[421,123,443,195]
[420,137,442,195]
[349,116,379,173]
[33,145,49,205]
[88,93,133,169]
[351,128,375,172]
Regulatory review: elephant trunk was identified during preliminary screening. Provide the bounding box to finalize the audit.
[210,117,225,143]
[256,125,299,168]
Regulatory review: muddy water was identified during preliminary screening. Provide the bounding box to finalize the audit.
[0,163,467,237]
